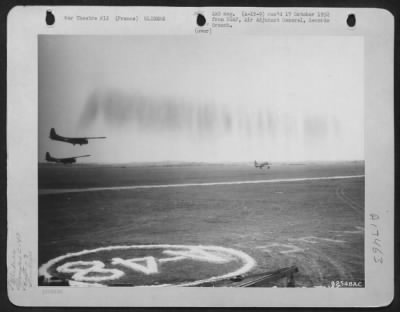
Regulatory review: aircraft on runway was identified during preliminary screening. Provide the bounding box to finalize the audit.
[254,160,271,169]
[46,152,90,164]
[49,128,106,145]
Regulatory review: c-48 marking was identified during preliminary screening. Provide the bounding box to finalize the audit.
[39,244,256,286]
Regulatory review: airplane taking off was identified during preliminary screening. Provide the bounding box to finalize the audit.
[254,160,271,169]
[49,128,106,145]
[46,152,90,164]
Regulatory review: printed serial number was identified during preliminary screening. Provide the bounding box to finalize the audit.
[330,280,364,288]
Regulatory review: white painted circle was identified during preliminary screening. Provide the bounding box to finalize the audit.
[39,244,256,287]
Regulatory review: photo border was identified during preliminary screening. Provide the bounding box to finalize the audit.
[3,0,398,303]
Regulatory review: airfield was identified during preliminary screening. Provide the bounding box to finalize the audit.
[38,161,364,287]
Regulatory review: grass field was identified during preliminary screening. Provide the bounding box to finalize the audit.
[38,161,364,287]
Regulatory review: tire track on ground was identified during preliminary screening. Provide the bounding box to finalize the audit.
[339,186,363,210]
[336,184,363,216]
[294,243,353,284]
[255,240,353,286]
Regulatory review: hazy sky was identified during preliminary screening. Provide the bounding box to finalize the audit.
[38,35,363,163]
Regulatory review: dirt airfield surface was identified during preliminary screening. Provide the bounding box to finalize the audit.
[39,161,364,287]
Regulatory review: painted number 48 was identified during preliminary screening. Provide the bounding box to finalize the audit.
[56,248,230,283]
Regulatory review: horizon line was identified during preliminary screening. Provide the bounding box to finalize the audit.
[38,159,365,166]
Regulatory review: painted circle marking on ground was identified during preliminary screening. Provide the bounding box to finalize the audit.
[39,244,256,287]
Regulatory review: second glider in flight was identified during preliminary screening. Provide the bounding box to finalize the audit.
[45,152,90,164]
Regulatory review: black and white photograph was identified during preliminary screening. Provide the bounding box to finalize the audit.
[6,6,394,307]
[37,34,365,288]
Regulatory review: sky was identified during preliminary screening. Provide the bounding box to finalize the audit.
[38,35,364,163]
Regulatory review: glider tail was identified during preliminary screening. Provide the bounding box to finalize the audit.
[49,128,57,139]
[45,152,53,161]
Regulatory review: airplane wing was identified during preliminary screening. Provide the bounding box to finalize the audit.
[84,136,106,139]
[73,155,91,159]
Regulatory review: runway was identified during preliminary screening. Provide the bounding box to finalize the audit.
[39,162,365,287]
[39,174,365,195]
